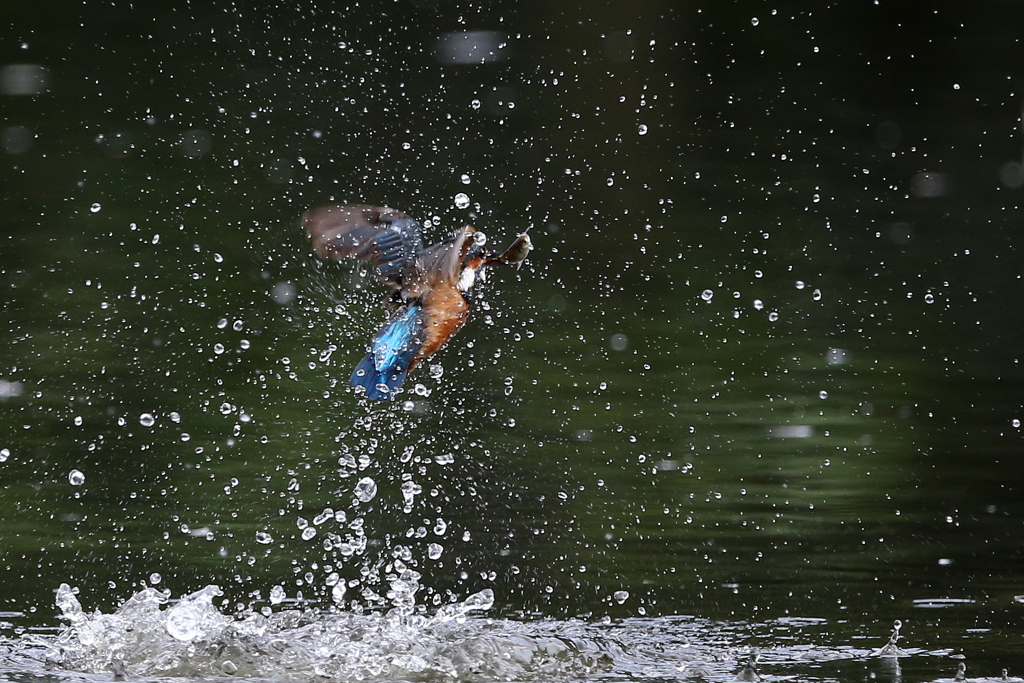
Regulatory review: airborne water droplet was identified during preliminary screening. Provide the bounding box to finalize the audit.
[355,477,377,503]
[313,508,334,525]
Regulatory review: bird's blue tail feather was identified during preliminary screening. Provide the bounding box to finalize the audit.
[350,305,423,401]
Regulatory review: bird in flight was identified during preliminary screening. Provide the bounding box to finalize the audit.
[304,204,533,401]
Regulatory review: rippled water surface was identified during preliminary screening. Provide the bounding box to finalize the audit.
[4,2,1024,682]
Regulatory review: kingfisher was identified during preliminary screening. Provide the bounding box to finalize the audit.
[304,204,533,401]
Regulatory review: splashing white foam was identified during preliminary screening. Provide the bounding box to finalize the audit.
[43,583,619,682]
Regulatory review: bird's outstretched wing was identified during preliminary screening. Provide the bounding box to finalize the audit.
[303,204,425,289]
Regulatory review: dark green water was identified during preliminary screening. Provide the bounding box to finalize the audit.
[3,2,1024,681]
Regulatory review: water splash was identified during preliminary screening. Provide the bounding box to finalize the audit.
[43,582,619,682]
[7,597,989,683]
[875,618,907,657]
[733,649,762,682]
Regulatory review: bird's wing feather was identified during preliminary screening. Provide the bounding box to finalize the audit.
[414,227,478,288]
[304,204,424,289]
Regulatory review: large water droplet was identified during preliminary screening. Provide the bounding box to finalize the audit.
[355,477,377,503]
[463,588,494,612]
[313,508,334,526]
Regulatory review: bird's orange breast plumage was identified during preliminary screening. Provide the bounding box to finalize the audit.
[413,285,472,369]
